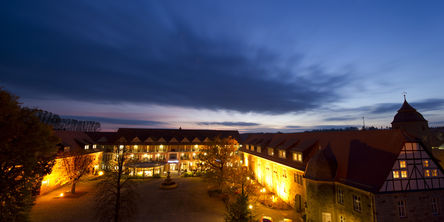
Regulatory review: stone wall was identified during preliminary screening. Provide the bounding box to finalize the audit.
[375,190,444,222]
[306,180,375,222]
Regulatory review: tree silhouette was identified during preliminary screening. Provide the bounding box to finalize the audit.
[0,88,59,221]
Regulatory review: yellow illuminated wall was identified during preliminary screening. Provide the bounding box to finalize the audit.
[243,152,306,208]
[40,151,102,194]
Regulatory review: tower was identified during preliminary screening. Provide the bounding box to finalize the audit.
[391,97,429,136]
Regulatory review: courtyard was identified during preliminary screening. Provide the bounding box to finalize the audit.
[31,177,299,222]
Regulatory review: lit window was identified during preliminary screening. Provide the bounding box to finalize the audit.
[293,152,303,162]
[119,145,124,150]
[84,145,89,150]
[432,197,439,215]
[93,144,97,149]
[432,169,438,177]
[401,171,408,178]
[393,171,400,179]
[353,195,361,212]
[246,145,249,150]
[424,160,429,168]
[257,146,261,153]
[279,150,286,158]
[268,148,274,156]
[425,170,430,177]
[337,188,344,204]
[399,160,406,168]
[398,200,406,217]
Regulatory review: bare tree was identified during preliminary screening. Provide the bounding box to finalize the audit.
[226,166,258,198]
[61,151,94,194]
[198,137,239,192]
[95,146,138,222]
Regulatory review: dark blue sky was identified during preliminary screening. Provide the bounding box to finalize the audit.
[1,1,444,132]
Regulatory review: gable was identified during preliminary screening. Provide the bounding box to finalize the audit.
[97,136,108,143]
[379,142,444,192]
[158,137,166,143]
[181,137,190,143]
[117,136,127,143]
[192,137,201,143]
[169,137,178,143]
[144,137,154,143]
[131,137,141,143]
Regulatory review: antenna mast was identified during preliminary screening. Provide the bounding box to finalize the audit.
[362,116,365,130]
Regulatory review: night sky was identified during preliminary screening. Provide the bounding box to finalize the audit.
[1,1,444,132]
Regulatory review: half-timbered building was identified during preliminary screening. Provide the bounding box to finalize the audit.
[240,99,444,222]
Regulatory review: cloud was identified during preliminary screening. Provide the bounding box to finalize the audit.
[197,121,260,127]
[323,116,358,121]
[0,1,353,114]
[310,125,359,129]
[62,115,165,126]
[369,98,444,114]
[285,125,303,129]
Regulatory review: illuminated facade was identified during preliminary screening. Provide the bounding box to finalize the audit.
[40,131,103,194]
[87,128,240,176]
[241,100,444,221]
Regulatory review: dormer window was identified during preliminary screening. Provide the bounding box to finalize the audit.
[293,152,303,162]
[84,145,90,150]
[278,150,286,158]
[93,144,97,149]
[257,146,261,153]
[268,148,274,156]
[423,160,429,168]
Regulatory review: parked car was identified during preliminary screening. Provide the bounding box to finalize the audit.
[260,216,273,222]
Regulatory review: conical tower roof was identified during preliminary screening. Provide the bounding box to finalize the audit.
[391,99,427,124]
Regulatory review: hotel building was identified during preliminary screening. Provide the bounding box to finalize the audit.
[86,128,240,176]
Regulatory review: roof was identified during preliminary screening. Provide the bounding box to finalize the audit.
[241,129,416,192]
[54,131,95,151]
[305,145,337,181]
[86,128,240,145]
[392,100,427,124]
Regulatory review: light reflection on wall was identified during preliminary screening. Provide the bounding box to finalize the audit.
[243,152,305,207]
[40,152,102,194]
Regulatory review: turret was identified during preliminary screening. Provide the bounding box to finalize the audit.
[391,98,428,136]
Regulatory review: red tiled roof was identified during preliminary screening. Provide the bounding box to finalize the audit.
[54,131,95,151]
[241,129,417,192]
